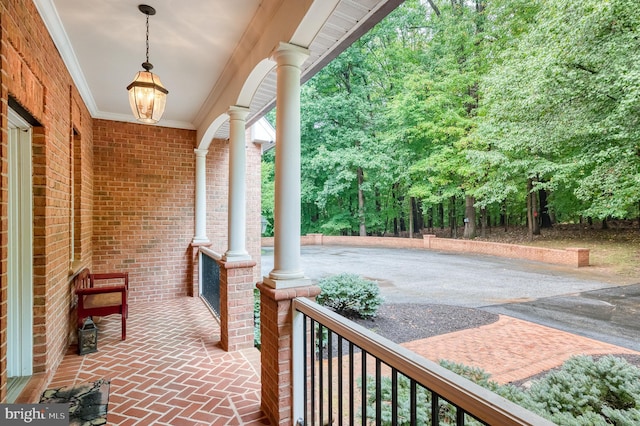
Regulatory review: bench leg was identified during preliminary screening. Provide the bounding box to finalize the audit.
[121,315,126,340]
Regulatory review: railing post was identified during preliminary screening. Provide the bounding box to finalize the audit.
[257,282,321,426]
[292,307,305,424]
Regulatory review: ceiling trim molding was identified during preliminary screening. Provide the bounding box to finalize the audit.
[93,111,196,130]
[33,0,99,117]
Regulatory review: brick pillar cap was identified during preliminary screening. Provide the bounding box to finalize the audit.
[257,282,321,301]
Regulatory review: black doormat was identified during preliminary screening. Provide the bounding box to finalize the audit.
[40,378,110,425]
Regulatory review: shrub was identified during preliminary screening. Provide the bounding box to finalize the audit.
[526,355,640,424]
[316,273,383,319]
[361,356,640,425]
[362,370,485,425]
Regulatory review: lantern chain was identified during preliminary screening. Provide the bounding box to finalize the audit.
[145,13,150,64]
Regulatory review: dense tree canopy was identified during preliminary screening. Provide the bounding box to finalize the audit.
[261,0,640,237]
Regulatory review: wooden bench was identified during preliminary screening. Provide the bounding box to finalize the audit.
[75,268,128,340]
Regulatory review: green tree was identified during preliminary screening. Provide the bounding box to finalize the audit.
[480,0,640,226]
[300,0,429,236]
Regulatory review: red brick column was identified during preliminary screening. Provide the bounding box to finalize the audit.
[219,259,257,352]
[567,247,590,267]
[257,282,321,426]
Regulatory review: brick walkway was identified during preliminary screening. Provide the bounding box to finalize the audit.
[402,315,640,384]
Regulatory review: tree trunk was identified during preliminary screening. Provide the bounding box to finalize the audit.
[438,203,444,230]
[450,196,457,238]
[501,201,508,232]
[526,178,540,240]
[408,197,414,238]
[428,205,434,229]
[539,188,553,228]
[357,167,366,236]
[426,0,441,17]
[480,206,487,238]
[463,195,476,239]
[414,198,424,236]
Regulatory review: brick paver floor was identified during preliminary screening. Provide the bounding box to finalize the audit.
[47,297,268,425]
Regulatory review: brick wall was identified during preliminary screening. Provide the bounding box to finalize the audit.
[263,234,590,268]
[92,120,198,302]
[246,139,263,284]
[204,139,229,255]
[1,0,94,401]
[205,136,262,284]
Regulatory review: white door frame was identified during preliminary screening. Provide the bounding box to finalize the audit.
[7,108,33,377]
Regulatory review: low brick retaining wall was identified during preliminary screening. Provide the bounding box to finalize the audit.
[262,234,590,267]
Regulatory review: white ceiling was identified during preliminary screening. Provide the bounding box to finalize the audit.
[34,0,403,139]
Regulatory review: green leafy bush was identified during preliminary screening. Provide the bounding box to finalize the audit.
[316,273,383,319]
[362,356,640,425]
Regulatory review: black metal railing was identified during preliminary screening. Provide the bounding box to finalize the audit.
[292,298,553,426]
[200,247,221,317]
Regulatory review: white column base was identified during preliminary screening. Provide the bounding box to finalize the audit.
[192,237,211,244]
[263,276,311,289]
[223,250,251,262]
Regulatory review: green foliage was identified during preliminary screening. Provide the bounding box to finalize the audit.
[363,374,432,425]
[480,0,640,221]
[362,369,484,425]
[526,355,640,424]
[361,356,640,425]
[262,0,640,236]
[316,273,383,319]
[261,151,275,237]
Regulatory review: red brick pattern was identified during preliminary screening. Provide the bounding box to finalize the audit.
[92,120,198,303]
[266,234,590,268]
[424,235,590,267]
[245,143,263,285]
[402,315,640,384]
[206,137,263,285]
[1,0,94,401]
[219,260,257,352]
[257,283,321,425]
[47,297,269,425]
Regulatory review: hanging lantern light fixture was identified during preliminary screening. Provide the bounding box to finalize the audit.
[126,4,168,124]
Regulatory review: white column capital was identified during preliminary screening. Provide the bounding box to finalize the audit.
[271,42,309,68]
[227,105,250,120]
[194,148,208,158]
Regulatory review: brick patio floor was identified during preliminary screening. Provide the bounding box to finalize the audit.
[46,297,268,426]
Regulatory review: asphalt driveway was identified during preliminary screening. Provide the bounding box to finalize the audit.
[261,245,640,351]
